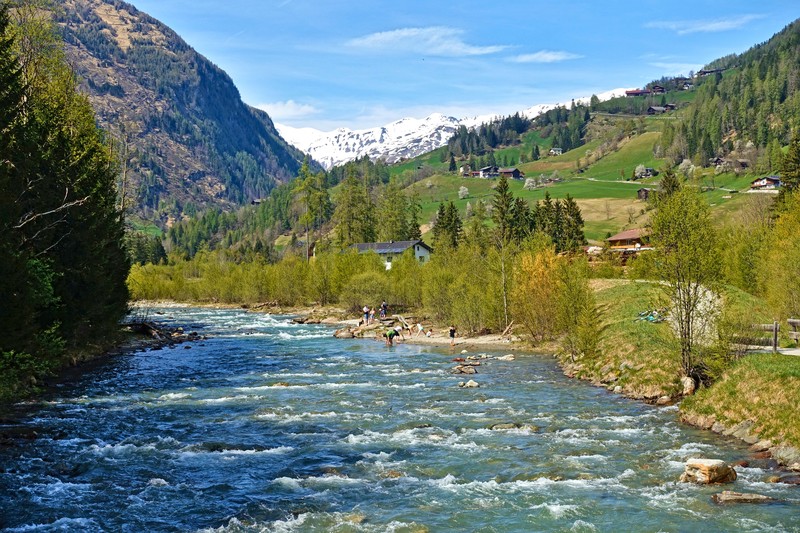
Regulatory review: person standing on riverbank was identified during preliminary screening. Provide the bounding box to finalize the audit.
[449,325,456,346]
[363,305,370,325]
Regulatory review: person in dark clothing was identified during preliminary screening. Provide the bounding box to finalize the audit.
[449,325,456,346]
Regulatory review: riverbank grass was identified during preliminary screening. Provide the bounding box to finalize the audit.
[560,279,681,399]
[681,354,800,448]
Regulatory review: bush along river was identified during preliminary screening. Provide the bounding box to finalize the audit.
[0,306,797,532]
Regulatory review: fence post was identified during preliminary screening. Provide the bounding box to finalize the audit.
[773,321,779,354]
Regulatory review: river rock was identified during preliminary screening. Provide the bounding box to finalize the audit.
[770,445,800,467]
[681,376,696,396]
[334,328,354,339]
[490,423,521,430]
[680,459,737,484]
[712,491,775,504]
[452,365,477,375]
[613,385,623,394]
[495,354,515,361]
[774,474,800,485]
[460,380,479,388]
[749,440,773,453]
[656,396,672,406]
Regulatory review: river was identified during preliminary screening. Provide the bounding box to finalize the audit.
[0,306,797,532]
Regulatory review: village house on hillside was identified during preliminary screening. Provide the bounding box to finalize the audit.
[637,187,655,201]
[606,228,651,253]
[549,147,563,156]
[351,240,432,270]
[749,175,782,192]
[479,166,499,178]
[499,167,525,179]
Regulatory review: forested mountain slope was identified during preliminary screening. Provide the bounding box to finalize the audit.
[56,0,307,225]
[659,18,800,166]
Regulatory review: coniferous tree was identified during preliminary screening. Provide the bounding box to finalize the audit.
[780,133,800,197]
[333,172,375,247]
[492,175,514,243]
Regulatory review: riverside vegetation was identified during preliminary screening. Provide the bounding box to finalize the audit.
[2,0,800,463]
[0,3,129,401]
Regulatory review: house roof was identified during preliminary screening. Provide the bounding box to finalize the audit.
[499,167,521,173]
[351,240,432,254]
[607,228,648,242]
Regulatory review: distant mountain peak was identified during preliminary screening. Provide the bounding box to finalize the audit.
[278,89,630,170]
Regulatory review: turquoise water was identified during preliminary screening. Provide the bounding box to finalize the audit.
[0,306,797,532]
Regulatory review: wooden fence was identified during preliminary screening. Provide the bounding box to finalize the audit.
[733,322,779,354]
[789,318,800,346]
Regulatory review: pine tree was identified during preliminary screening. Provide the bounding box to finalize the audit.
[492,175,514,243]
[561,195,587,252]
[780,133,800,196]
[333,172,375,247]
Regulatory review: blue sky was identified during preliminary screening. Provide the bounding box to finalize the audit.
[127,0,798,131]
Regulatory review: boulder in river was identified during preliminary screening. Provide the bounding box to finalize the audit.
[459,380,479,388]
[495,354,515,361]
[452,365,477,375]
[334,328,355,339]
[712,491,776,504]
[490,423,521,430]
[680,458,737,484]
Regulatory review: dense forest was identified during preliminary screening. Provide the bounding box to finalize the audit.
[0,2,129,398]
[657,19,800,167]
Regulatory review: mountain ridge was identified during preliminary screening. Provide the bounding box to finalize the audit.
[278,88,630,169]
[57,0,307,225]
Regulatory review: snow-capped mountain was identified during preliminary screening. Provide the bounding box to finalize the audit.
[277,113,462,170]
[277,88,630,170]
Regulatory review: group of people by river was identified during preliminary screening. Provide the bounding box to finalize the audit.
[361,300,458,347]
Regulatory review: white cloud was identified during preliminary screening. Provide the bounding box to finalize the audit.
[345,26,507,57]
[255,100,318,120]
[508,50,583,63]
[645,14,764,35]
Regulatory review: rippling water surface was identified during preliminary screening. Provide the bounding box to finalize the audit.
[0,306,798,532]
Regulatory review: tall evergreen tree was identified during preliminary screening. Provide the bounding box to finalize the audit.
[492,175,514,243]
[333,172,375,247]
[780,133,800,197]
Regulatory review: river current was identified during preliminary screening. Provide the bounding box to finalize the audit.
[0,306,797,532]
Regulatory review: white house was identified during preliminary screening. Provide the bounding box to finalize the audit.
[750,176,781,191]
[549,147,563,156]
[351,240,433,270]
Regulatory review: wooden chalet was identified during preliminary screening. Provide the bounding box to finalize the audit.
[750,176,781,190]
[606,228,651,253]
[647,106,667,115]
[637,188,655,201]
[499,167,525,179]
[625,89,651,97]
[651,85,666,94]
[479,166,499,178]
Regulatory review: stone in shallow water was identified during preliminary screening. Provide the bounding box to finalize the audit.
[680,458,737,484]
[712,491,775,504]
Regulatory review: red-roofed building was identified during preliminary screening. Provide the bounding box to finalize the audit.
[606,228,651,253]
